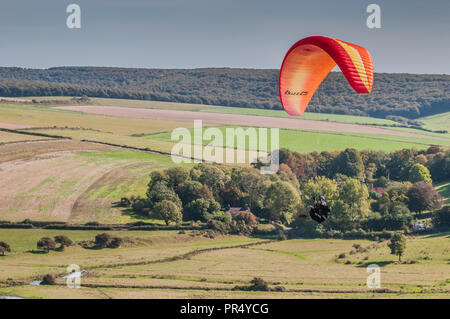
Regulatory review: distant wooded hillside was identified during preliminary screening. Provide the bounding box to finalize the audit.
[0,67,448,119]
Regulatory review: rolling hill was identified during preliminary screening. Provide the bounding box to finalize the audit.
[0,67,449,120]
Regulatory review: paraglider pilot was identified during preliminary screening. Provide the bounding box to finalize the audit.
[299,195,331,223]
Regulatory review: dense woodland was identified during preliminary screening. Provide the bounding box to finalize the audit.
[0,67,449,119]
[122,146,449,237]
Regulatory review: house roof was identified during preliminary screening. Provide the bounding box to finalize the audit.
[226,207,251,216]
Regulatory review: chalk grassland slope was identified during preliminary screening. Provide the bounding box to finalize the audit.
[0,230,448,299]
[2,96,223,112]
[64,97,450,139]
[0,104,195,135]
[69,152,177,223]
[2,96,412,126]
[73,98,450,139]
[3,97,449,139]
[55,105,450,141]
[203,106,450,139]
[0,103,215,154]
[0,139,114,163]
[205,106,399,125]
[420,112,450,132]
[30,125,449,155]
[27,128,178,154]
[1,101,447,155]
[0,140,177,223]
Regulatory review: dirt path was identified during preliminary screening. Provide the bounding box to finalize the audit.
[56,105,449,141]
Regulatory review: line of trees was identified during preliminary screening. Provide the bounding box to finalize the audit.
[278,146,450,184]
[278,146,448,235]
[122,145,448,237]
[122,164,303,235]
[0,67,449,119]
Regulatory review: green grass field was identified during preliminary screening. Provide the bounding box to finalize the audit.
[0,230,448,299]
[205,106,399,125]
[436,180,450,205]
[150,125,450,153]
[420,112,450,132]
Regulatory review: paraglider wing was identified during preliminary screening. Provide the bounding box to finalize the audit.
[278,36,374,116]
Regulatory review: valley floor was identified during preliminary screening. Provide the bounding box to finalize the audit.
[0,230,448,299]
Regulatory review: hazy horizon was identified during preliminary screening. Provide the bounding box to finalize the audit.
[3,66,448,76]
[1,0,449,74]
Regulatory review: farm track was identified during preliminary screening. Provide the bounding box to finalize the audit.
[75,283,397,294]
[56,105,450,141]
[84,239,277,271]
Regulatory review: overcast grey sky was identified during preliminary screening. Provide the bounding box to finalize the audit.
[1,0,449,73]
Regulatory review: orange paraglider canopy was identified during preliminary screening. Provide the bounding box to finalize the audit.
[278,36,374,116]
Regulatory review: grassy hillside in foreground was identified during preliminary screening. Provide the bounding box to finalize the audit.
[0,230,448,299]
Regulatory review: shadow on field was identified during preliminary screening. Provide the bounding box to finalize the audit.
[118,207,154,221]
[82,246,103,250]
[356,261,395,268]
[425,231,450,238]
[26,250,48,254]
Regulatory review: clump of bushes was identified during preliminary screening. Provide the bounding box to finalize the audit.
[234,277,269,291]
[54,235,73,251]
[108,237,124,248]
[36,235,74,253]
[37,237,56,253]
[0,241,11,256]
[94,233,124,249]
[207,218,256,236]
[249,277,270,291]
[233,277,286,292]
[41,274,56,285]
[234,211,258,226]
